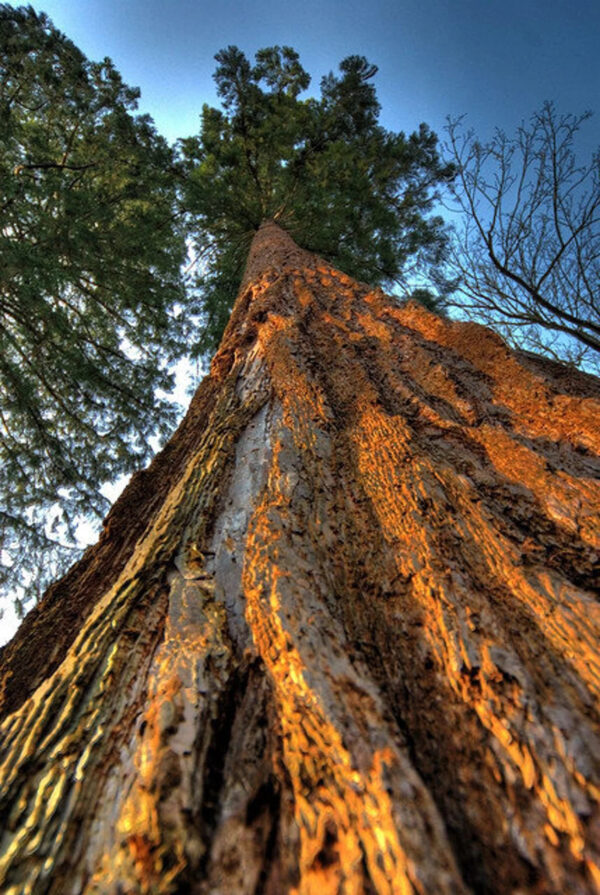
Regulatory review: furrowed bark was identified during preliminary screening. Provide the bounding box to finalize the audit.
[0,221,599,894]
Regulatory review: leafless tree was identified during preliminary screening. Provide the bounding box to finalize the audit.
[446,103,600,370]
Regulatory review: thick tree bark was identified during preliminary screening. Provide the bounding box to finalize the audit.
[1,221,599,894]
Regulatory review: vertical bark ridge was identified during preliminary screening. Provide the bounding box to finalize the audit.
[0,221,598,893]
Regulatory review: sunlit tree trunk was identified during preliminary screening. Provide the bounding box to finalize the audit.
[1,221,599,894]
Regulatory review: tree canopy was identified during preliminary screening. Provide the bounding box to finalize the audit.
[180,46,455,353]
[0,5,187,607]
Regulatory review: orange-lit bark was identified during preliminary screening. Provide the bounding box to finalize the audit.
[0,221,599,894]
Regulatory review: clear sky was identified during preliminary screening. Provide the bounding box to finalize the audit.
[4,0,600,152]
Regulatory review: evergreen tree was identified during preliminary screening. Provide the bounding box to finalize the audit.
[0,5,187,609]
[180,46,454,353]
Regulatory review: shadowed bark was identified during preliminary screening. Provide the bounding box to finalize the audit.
[0,221,599,894]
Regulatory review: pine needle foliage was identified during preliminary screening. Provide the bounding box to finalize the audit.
[0,5,187,609]
[180,46,455,354]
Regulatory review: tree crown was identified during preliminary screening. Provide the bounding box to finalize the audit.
[181,46,455,353]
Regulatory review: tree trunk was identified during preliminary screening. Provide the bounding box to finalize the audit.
[1,221,599,895]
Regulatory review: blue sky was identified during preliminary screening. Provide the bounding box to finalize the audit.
[5,0,600,153]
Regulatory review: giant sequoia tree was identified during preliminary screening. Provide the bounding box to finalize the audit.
[0,222,599,894]
[0,30,454,614]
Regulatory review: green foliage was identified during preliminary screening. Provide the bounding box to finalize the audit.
[407,288,447,315]
[181,46,455,354]
[0,5,187,607]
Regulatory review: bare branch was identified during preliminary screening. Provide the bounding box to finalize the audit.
[445,104,600,371]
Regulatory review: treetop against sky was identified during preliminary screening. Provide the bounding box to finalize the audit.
[3,0,599,153]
